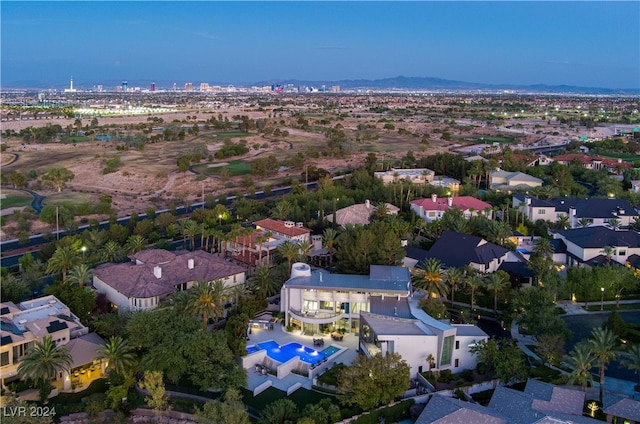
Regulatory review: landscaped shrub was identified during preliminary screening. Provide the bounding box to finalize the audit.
[317,363,346,387]
[459,369,474,382]
[351,400,414,424]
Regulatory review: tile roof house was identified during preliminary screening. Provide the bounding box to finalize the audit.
[553,153,632,174]
[489,170,543,191]
[603,393,640,424]
[1,295,105,391]
[93,249,246,313]
[254,219,311,243]
[416,230,511,273]
[333,200,399,227]
[553,227,640,267]
[410,195,493,223]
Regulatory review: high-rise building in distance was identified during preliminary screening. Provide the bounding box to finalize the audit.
[122,81,128,92]
[150,82,156,92]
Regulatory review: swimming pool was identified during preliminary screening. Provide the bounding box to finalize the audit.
[246,340,329,365]
[322,346,340,356]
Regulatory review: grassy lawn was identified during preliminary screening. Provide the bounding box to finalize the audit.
[42,192,96,206]
[1,191,33,209]
[598,152,640,163]
[463,136,516,144]
[193,160,252,176]
[66,135,90,143]
[241,386,337,416]
[214,131,251,140]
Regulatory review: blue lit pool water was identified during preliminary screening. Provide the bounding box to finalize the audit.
[516,248,532,254]
[246,340,333,365]
[322,346,340,356]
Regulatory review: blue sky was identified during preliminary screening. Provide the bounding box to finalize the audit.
[2,1,639,89]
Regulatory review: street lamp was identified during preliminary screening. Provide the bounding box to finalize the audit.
[81,246,87,261]
[218,214,222,226]
[600,287,605,311]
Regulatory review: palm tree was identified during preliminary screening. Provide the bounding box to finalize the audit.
[323,228,338,267]
[465,272,484,311]
[99,240,125,263]
[601,245,615,266]
[67,264,92,288]
[620,344,640,387]
[278,241,300,276]
[97,336,137,377]
[188,280,226,327]
[263,231,273,264]
[565,341,595,393]
[229,283,251,306]
[484,271,510,313]
[443,267,464,306]
[555,214,570,230]
[167,290,191,313]
[45,245,80,282]
[533,237,554,258]
[412,258,448,301]
[589,327,618,403]
[249,265,279,298]
[609,218,622,231]
[181,219,200,250]
[298,240,313,262]
[125,234,147,254]
[578,218,591,228]
[17,336,72,398]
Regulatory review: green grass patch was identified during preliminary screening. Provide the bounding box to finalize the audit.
[1,192,33,209]
[463,136,516,144]
[241,386,337,417]
[598,152,640,163]
[42,192,95,207]
[193,160,252,176]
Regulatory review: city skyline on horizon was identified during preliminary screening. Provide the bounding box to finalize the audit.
[2,1,639,90]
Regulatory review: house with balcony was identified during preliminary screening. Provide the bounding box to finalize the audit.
[280,263,487,377]
[226,219,313,267]
[93,249,246,313]
[374,168,435,185]
[552,227,640,267]
[1,295,105,391]
[410,195,493,223]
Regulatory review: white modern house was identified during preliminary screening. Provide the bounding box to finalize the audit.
[552,227,640,267]
[374,168,435,185]
[93,249,246,313]
[280,263,488,377]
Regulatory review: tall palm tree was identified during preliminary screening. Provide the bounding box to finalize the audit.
[188,280,226,327]
[97,336,137,377]
[278,241,300,276]
[263,231,273,264]
[565,341,595,393]
[45,245,80,282]
[412,258,448,301]
[229,283,250,306]
[443,267,464,306]
[609,218,622,231]
[125,234,147,254]
[578,218,591,228]
[555,214,570,230]
[249,265,279,298]
[17,336,72,394]
[181,219,200,251]
[620,344,640,387]
[601,245,615,266]
[298,240,313,262]
[533,237,554,258]
[67,264,92,288]
[167,290,191,313]
[465,273,484,311]
[484,271,510,313]
[99,240,125,263]
[323,228,338,267]
[589,327,618,403]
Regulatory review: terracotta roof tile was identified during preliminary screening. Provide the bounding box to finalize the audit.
[255,218,310,237]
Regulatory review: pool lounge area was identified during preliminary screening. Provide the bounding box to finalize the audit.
[246,341,339,366]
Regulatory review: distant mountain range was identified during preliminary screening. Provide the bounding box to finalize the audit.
[3,75,639,95]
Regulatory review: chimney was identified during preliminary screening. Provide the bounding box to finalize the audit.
[319,273,323,282]
[188,259,195,269]
[447,197,453,207]
[153,266,162,279]
[526,197,531,206]
[431,193,437,203]
[569,207,577,228]
[365,199,370,209]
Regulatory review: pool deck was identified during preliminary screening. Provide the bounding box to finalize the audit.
[244,324,359,393]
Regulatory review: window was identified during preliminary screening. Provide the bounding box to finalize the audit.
[455,359,459,368]
[619,250,626,256]
[441,336,454,366]
[1,351,9,366]
[538,209,546,215]
[455,340,460,350]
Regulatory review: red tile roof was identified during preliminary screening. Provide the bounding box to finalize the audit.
[93,250,246,299]
[553,153,632,169]
[410,196,492,212]
[255,218,310,238]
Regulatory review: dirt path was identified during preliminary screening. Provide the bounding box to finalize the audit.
[152,169,181,196]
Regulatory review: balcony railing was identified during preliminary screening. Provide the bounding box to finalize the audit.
[289,309,346,324]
